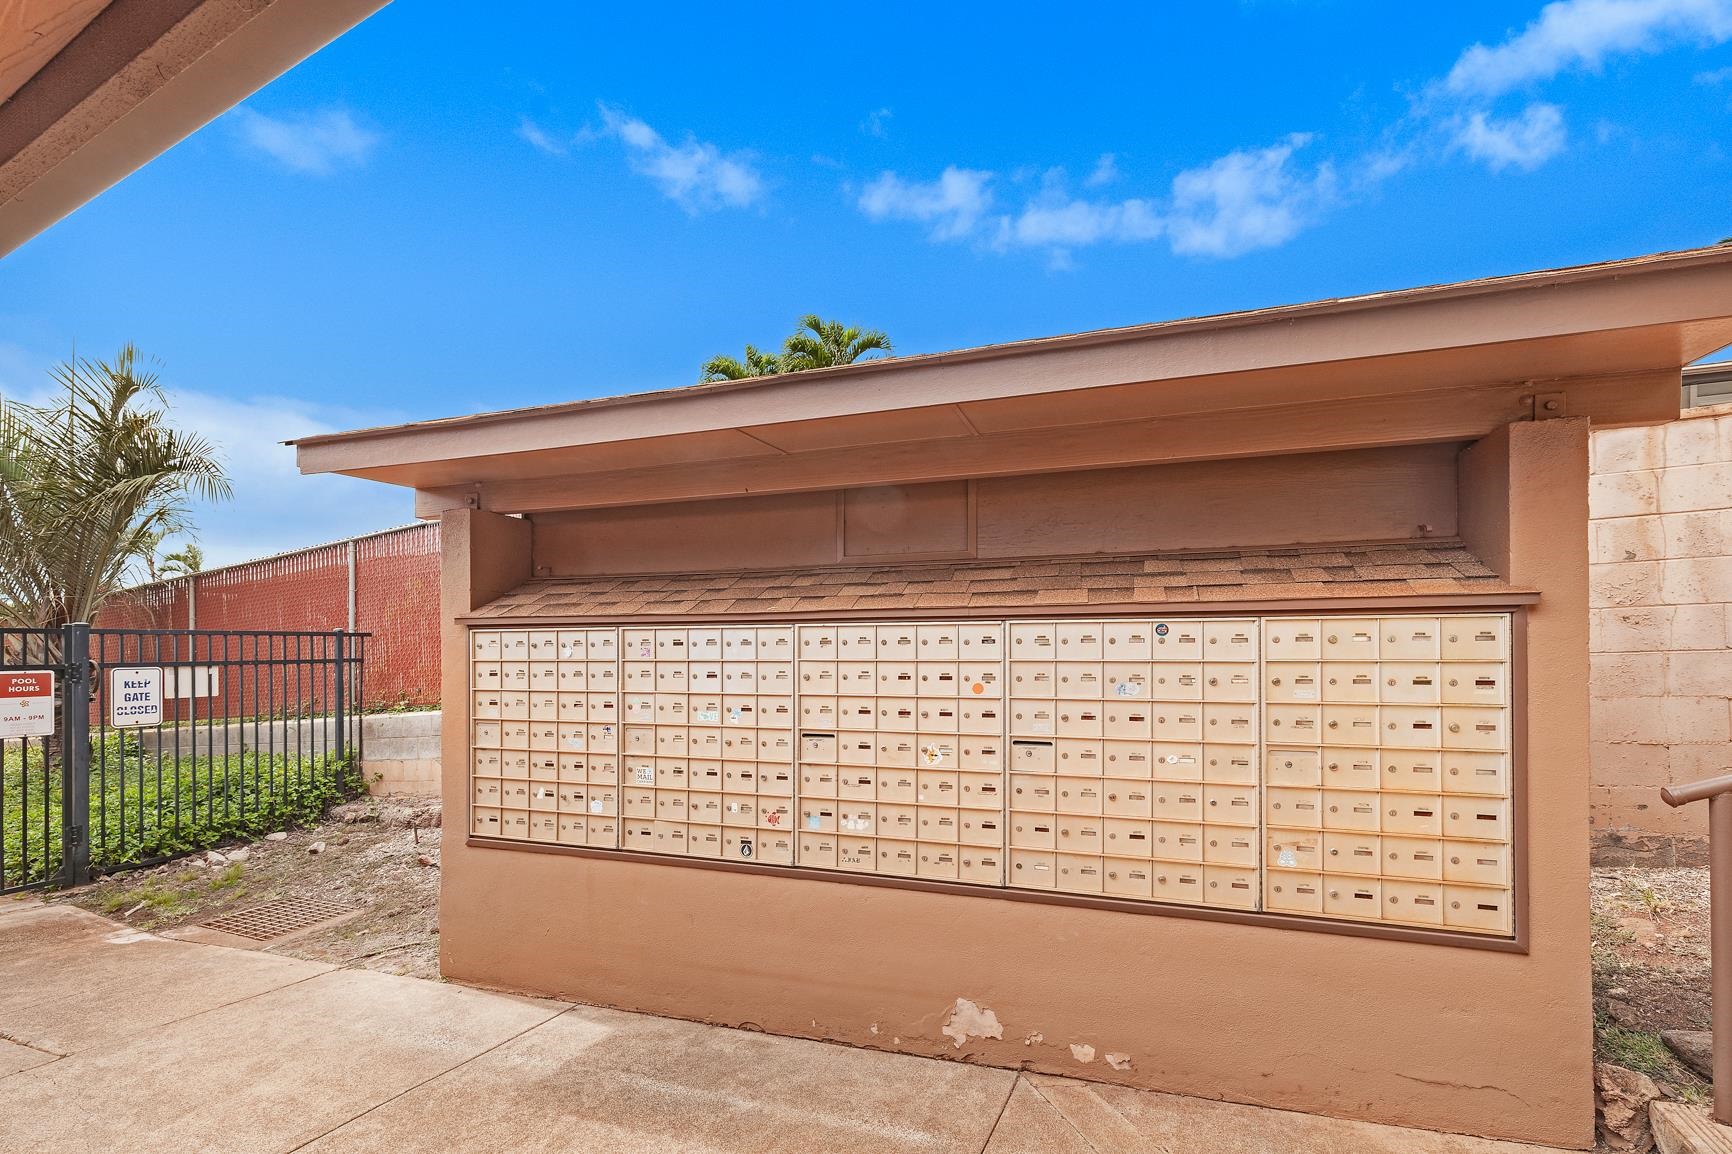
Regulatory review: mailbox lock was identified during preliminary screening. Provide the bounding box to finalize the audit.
[1271,676,1283,685]
[1449,723,1462,733]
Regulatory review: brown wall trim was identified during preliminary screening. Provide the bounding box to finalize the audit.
[459,592,1541,627]
[464,835,1527,953]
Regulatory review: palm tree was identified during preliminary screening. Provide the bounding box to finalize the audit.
[160,543,205,578]
[0,345,230,629]
[779,314,893,372]
[699,316,893,381]
[700,344,784,382]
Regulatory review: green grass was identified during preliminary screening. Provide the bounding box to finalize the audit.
[3,732,360,889]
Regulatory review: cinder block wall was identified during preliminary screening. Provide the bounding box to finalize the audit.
[1590,403,1732,862]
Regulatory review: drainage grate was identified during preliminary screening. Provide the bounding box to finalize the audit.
[199,896,354,942]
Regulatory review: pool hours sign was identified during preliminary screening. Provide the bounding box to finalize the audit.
[0,672,55,738]
[109,666,163,728]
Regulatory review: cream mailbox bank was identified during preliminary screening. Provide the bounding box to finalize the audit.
[296,248,1732,1148]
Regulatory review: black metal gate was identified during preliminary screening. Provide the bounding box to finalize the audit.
[0,624,366,893]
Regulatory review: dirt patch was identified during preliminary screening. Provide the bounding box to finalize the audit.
[1590,865,1713,1106]
[55,796,443,979]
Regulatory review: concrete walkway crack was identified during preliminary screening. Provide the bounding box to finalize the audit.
[282,1003,576,1153]
[975,1071,1023,1154]
[1022,1074,1109,1154]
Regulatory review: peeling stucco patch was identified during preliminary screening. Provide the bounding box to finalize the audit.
[1024,1031,1044,1046]
[869,1022,879,1035]
[941,998,1004,1049]
[1106,1052,1132,1070]
[1070,1043,1096,1063]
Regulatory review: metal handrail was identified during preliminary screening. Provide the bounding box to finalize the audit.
[1661,776,1732,1123]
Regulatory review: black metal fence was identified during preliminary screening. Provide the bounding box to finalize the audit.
[0,624,366,893]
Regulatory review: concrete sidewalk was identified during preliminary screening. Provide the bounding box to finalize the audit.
[0,899,1553,1153]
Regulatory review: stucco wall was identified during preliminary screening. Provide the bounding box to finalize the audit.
[1589,403,1732,861]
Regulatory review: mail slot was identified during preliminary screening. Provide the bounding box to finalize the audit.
[1012,739,1057,772]
[1322,790,1380,832]
[1444,885,1512,934]
[1152,620,1205,659]
[1442,615,1508,662]
[1056,739,1103,775]
[1263,617,1321,660]
[1266,787,1321,829]
[1010,849,1057,888]
[1265,663,1321,703]
[1103,621,1154,659]
[1204,785,1257,826]
[1267,830,1320,871]
[1442,707,1507,751]
[1266,748,1321,787]
[1323,831,1380,875]
[1203,746,1256,784]
[1205,865,1257,908]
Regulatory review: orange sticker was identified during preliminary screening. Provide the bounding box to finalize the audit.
[970,683,986,695]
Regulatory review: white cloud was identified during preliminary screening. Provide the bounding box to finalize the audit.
[1166,134,1336,257]
[597,105,764,213]
[1085,153,1120,187]
[995,196,1162,249]
[229,107,378,175]
[518,117,566,156]
[857,167,994,241]
[1452,102,1569,171]
[1446,0,1732,98]
[0,346,412,569]
[861,107,893,138]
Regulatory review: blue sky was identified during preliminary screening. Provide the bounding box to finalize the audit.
[3,0,1732,566]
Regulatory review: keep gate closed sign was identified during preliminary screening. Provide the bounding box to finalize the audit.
[0,672,55,738]
[109,666,164,728]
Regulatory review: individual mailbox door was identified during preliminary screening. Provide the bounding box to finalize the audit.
[474,721,502,748]
[958,740,1002,772]
[958,849,1003,884]
[500,633,530,661]
[1265,663,1321,704]
[1011,775,1056,811]
[800,662,838,694]
[1323,832,1381,875]
[473,749,502,777]
[837,698,876,731]
[655,664,689,693]
[621,629,655,660]
[1204,785,1257,826]
[1149,663,1202,701]
[1010,849,1057,889]
[1010,662,1056,698]
[473,692,502,720]
[1205,865,1258,909]
[1104,861,1154,899]
[957,809,1002,846]
[836,837,875,872]
[917,770,959,805]
[916,737,957,769]
[1321,704,1379,746]
[1152,865,1205,905]
[1263,618,1321,660]
[1322,790,1380,832]
[689,794,722,824]
[802,698,838,728]
[877,624,917,660]
[654,630,688,661]
[1442,615,1508,662]
[916,701,957,732]
[837,663,876,692]
[1055,622,1103,659]
[1055,662,1102,697]
[472,631,502,661]
[876,804,918,841]
[919,664,960,697]
[916,624,959,660]
[1057,853,1105,894]
[688,760,723,791]
[1203,746,1256,784]
[722,628,758,660]
[1382,796,1443,838]
[759,697,793,727]
[1150,784,1202,822]
[1382,753,1441,793]
[1201,620,1255,661]
[1445,840,1511,886]
[959,625,1004,660]
[1441,663,1506,706]
[960,773,1003,809]
[1444,886,1512,934]
[918,807,959,840]
[1383,880,1444,926]
[1105,741,1157,778]
[622,788,656,819]
[1102,782,1153,818]
[917,843,960,880]
[799,832,838,868]
[879,701,918,732]
[557,663,589,691]
[1010,623,1055,659]
[1103,620,1153,660]
[587,696,618,726]
[1203,827,1256,866]
[1151,620,1205,660]
[1057,815,1105,855]
[758,764,794,794]
[684,628,721,660]
[877,842,918,876]
[655,791,689,822]
[758,628,794,660]
[1103,818,1152,858]
[957,700,1003,735]
[1010,814,1057,849]
[652,695,685,725]
[1443,752,1508,797]
[473,662,502,690]
[1323,878,1381,920]
[1011,739,1056,772]
[1263,704,1318,744]
[1265,871,1323,913]
[622,820,656,852]
[1320,618,1378,660]
[1267,830,1321,872]
[1151,821,1202,861]
[1322,749,1378,790]
[1056,701,1104,739]
[878,663,917,696]
[1203,664,1256,702]
[1382,706,1442,749]
[1266,787,1321,829]
[1104,664,1151,700]
[1099,701,1151,740]
[623,662,655,692]
[1151,706,1203,743]
[876,769,917,804]
[800,626,837,659]
[502,662,530,691]
[1444,798,1509,842]
[1055,739,1103,775]
[1014,702,1056,736]
[1381,663,1441,705]
[959,664,1000,698]
[1055,777,1104,815]
[556,814,586,845]
[686,663,722,693]
[798,763,836,797]
[1443,707,1507,751]
[838,736,878,766]
[1266,748,1321,787]
[1381,617,1441,661]
[1321,662,1377,704]
[802,732,838,762]
[1381,836,1443,880]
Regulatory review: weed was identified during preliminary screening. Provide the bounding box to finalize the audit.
[208,863,245,891]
